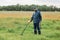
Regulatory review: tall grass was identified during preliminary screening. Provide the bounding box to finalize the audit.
[0,11,60,40]
[0,18,60,40]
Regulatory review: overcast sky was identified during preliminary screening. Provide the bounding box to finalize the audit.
[0,0,60,8]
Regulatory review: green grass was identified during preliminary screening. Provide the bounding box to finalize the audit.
[0,18,60,40]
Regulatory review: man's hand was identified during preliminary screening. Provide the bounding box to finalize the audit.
[28,20,31,23]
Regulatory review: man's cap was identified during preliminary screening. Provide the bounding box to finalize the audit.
[33,8,38,10]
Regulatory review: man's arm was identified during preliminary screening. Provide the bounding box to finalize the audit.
[28,14,33,23]
[30,16,33,22]
[38,11,42,21]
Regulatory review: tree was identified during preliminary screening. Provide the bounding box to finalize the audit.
[0,4,60,11]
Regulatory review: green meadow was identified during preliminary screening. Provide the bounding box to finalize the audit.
[0,11,60,40]
[0,18,60,40]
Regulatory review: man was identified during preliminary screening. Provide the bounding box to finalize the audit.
[28,8,42,35]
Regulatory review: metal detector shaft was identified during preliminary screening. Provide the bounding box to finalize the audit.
[21,23,29,35]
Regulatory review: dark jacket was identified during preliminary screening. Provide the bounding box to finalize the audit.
[31,10,42,23]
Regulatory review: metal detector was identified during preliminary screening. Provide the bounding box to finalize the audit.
[20,23,29,35]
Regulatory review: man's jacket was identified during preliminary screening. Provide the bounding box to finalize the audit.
[31,10,42,23]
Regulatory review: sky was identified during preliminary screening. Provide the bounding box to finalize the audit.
[0,0,60,8]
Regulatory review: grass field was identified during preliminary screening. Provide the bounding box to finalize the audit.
[0,11,60,40]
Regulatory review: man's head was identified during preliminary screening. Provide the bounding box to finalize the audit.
[33,8,38,12]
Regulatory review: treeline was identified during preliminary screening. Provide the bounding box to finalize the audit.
[0,4,60,11]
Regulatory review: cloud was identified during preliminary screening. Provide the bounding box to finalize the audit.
[0,0,60,7]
